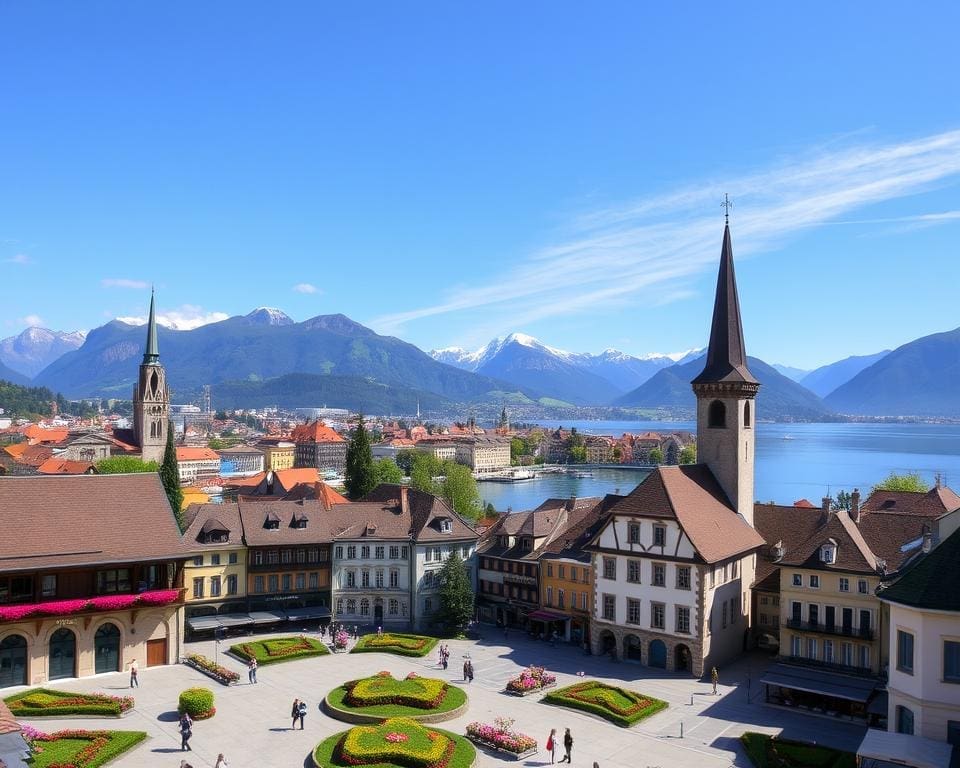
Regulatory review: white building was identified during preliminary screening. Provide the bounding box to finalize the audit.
[175,447,222,486]
[453,436,511,474]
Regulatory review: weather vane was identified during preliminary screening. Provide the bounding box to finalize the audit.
[721,193,733,224]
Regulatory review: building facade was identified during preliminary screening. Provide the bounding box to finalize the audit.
[454,437,511,474]
[257,440,295,472]
[216,445,265,477]
[292,421,347,475]
[176,447,222,486]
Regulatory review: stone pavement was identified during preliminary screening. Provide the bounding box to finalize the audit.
[15,630,867,768]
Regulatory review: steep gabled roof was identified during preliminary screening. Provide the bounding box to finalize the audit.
[542,494,621,562]
[861,486,960,517]
[880,526,960,611]
[753,503,824,589]
[183,503,245,549]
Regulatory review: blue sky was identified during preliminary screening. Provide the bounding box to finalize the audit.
[2,2,959,370]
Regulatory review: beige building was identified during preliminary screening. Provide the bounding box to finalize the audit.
[415,438,458,462]
[258,440,295,471]
[454,436,511,474]
[176,447,222,485]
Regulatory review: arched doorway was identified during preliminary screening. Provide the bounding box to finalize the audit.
[94,623,121,674]
[674,643,691,673]
[648,639,666,668]
[624,634,642,662]
[374,599,384,625]
[0,635,27,687]
[49,628,76,680]
[598,630,617,658]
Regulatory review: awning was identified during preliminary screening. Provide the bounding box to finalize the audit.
[527,609,570,622]
[248,610,287,624]
[285,606,331,620]
[759,662,878,703]
[857,729,955,768]
[216,613,255,627]
[186,616,221,632]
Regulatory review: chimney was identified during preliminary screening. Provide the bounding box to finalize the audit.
[922,528,933,554]
[820,496,832,526]
[850,488,861,523]
[567,494,577,511]
[399,485,409,514]
[935,473,942,490]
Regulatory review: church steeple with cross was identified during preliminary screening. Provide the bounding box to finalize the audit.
[133,289,170,464]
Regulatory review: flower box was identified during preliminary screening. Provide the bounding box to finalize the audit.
[505,666,557,695]
[465,734,537,760]
[465,718,537,760]
[183,655,239,686]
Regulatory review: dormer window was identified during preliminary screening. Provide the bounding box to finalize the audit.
[264,511,281,530]
[820,541,837,564]
[772,540,785,562]
[439,518,452,534]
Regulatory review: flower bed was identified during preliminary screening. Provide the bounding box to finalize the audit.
[333,629,350,652]
[740,732,856,768]
[183,653,240,685]
[505,666,556,695]
[178,687,216,720]
[230,635,330,665]
[5,689,134,718]
[542,680,667,727]
[326,672,467,722]
[0,589,181,622]
[21,725,146,768]
[465,717,537,759]
[350,633,438,658]
[312,717,476,768]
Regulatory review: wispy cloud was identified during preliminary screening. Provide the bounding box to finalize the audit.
[19,314,44,327]
[102,278,149,289]
[116,304,229,330]
[5,253,31,265]
[292,283,319,294]
[371,129,960,338]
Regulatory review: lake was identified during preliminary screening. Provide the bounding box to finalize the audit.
[478,420,960,511]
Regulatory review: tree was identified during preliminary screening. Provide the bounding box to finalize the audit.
[95,456,159,474]
[569,445,587,464]
[832,489,852,511]
[665,442,680,465]
[345,413,376,499]
[441,463,481,520]
[160,424,184,530]
[679,445,697,465]
[437,552,475,634]
[649,447,664,465]
[510,437,526,464]
[372,457,404,486]
[873,472,929,493]
[409,452,443,495]
[214,409,228,421]
[394,449,416,476]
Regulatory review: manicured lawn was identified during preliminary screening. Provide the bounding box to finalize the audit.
[542,680,667,727]
[313,717,476,768]
[351,633,438,658]
[5,688,134,717]
[741,733,856,768]
[326,672,466,719]
[25,729,146,768]
[229,635,329,665]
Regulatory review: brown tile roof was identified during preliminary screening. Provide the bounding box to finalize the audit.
[0,474,187,571]
[753,503,824,589]
[182,502,245,550]
[861,486,960,517]
[599,465,764,563]
[359,484,479,543]
[12,444,54,467]
[36,458,96,475]
[291,421,345,443]
[238,499,333,546]
[542,494,622,562]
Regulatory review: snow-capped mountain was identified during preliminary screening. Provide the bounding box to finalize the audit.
[241,307,295,327]
[0,327,87,378]
[429,334,704,402]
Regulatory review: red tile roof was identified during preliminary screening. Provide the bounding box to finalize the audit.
[176,447,221,461]
[291,421,345,443]
[861,486,960,517]
[36,458,96,475]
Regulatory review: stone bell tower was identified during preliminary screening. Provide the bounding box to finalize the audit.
[133,289,169,464]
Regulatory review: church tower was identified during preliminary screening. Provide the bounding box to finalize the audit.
[691,222,759,525]
[133,290,170,464]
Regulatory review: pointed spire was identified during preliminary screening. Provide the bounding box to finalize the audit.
[691,224,758,386]
[143,287,160,364]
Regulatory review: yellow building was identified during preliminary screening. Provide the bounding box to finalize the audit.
[182,503,248,633]
[258,440,295,471]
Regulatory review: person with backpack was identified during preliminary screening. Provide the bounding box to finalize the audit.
[179,712,193,751]
[291,699,300,730]
[560,728,573,763]
[297,699,307,729]
[546,728,556,763]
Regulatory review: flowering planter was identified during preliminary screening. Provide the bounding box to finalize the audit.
[466,735,537,760]
[506,681,556,697]
[183,656,239,687]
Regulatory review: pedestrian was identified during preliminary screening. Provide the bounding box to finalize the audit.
[550,630,558,647]
[377,625,383,637]
[546,728,556,764]
[593,763,600,768]
[215,754,228,768]
[463,659,470,681]
[291,698,300,730]
[128,658,138,688]
[442,646,449,670]
[561,728,573,763]
[297,699,307,730]
[353,625,359,639]
[711,666,719,695]
[179,761,193,768]
[247,657,257,684]
[466,660,474,683]
[179,712,193,751]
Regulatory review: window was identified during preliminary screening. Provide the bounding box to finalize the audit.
[281,550,292,564]
[358,546,368,559]
[253,575,265,593]
[744,400,751,428]
[401,546,408,558]
[722,601,728,628]
[896,706,915,735]
[792,573,802,587]
[282,574,291,591]
[839,577,849,592]
[627,560,641,583]
[433,547,442,562]
[841,642,853,666]
[390,570,399,588]
[266,550,279,564]
[859,645,870,670]
[389,546,399,559]
[676,606,690,634]
[760,595,769,605]
[653,526,666,547]
[569,590,576,609]
[346,598,356,614]
[581,592,587,610]
[361,571,370,588]
[859,610,871,636]
[335,546,344,560]
[677,566,691,590]
[423,571,434,588]
[425,598,433,614]
[858,579,869,594]
[336,598,344,615]
[440,520,452,533]
[347,546,356,559]
[229,552,238,565]
[211,554,221,566]
[389,599,399,616]
[944,641,960,683]
[375,546,385,559]
[226,574,238,595]
[425,548,432,563]
[308,548,319,563]
[602,594,616,621]
[791,636,801,657]
[296,573,306,590]
[825,605,836,629]
[809,574,820,588]
[897,630,915,673]
[558,565,565,579]
[650,603,666,629]
[546,587,553,606]
[824,639,834,664]
[210,575,221,597]
[806,637,817,660]
[97,569,131,594]
[192,578,204,598]
[360,599,369,616]
[461,546,470,559]
[732,560,739,579]
[546,563,553,577]
[708,400,726,428]
[628,523,640,543]
[295,549,306,564]
[309,572,318,589]
[760,613,768,625]
[193,556,203,567]
[808,604,819,626]
[570,566,578,581]
[346,571,356,588]
[820,544,835,564]
[375,570,384,588]
[653,563,665,587]
[603,557,616,580]
[710,567,715,588]
[41,574,56,598]
[627,598,641,625]
[555,588,563,608]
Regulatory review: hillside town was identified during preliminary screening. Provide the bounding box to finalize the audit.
[0,223,957,768]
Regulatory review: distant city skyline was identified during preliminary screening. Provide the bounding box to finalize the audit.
[2,4,959,369]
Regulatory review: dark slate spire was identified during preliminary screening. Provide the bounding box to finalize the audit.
[142,288,160,365]
[691,224,758,386]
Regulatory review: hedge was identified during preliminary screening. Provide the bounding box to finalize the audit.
[178,687,215,720]
[350,633,438,658]
[5,688,134,717]
[230,635,330,665]
[313,718,476,768]
[542,681,667,727]
[25,729,146,768]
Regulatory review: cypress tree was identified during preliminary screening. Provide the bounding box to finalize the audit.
[160,421,184,530]
[345,413,376,499]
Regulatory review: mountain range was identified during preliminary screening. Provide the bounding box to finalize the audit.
[800,350,891,398]
[0,327,86,378]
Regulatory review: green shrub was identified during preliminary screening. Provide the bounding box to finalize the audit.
[740,733,856,768]
[5,688,133,717]
[24,729,146,768]
[326,672,467,719]
[230,635,330,665]
[350,633,438,658]
[543,681,667,727]
[313,718,476,768]
[178,687,215,719]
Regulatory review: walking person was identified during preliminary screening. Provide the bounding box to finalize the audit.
[546,728,556,764]
[215,754,228,768]
[466,660,474,683]
[128,658,138,688]
[442,646,449,670]
[179,761,193,768]
[561,728,573,763]
[179,712,193,751]
[463,659,470,682]
[353,625,359,640]
[711,666,719,695]
[247,657,257,684]
[291,699,300,730]
[297,699,307,730]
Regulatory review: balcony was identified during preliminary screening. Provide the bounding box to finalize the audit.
[0,588,186,623]
[786,618,874,641]
[784,655,876,679]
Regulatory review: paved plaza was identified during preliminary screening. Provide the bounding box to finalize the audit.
[15,630,867,768]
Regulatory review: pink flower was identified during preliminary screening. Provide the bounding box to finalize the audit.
[136,589,181,606]
[384,732,409,743]
[36,599,90,616]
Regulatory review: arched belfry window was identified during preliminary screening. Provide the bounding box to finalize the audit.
[708,400,726,428]
[743,401,752,428]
